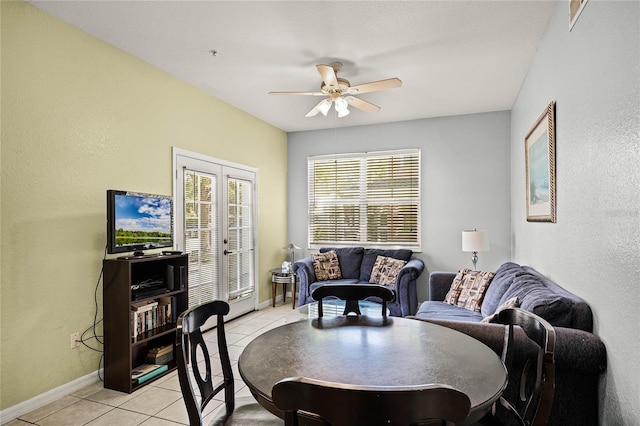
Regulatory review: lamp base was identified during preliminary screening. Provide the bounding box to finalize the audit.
[471,252,478,271]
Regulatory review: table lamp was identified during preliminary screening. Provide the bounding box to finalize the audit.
[283,243,301,265]
[462,229,489,270]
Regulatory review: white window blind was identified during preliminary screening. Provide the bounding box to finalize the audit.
[184,169,219,308]
[226,176,254,300]
[308,149,421,249]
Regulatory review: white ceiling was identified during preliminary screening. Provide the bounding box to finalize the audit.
[28,1,555,133]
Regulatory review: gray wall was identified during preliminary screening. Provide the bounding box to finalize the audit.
[510,1,640,424]
[287,2,639,422]
[288,111,512,303]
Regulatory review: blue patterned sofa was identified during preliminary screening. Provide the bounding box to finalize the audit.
[293,247,425,317]
[410,262,607,425]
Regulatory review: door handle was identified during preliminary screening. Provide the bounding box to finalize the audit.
[224,249,235,255]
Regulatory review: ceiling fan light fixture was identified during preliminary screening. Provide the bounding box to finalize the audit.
[318,99,332,116]
[335,96,348,111]
[334,96,350,117]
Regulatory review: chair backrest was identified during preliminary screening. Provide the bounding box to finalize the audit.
[272,376,470,426]
[176,300,234,426]
[311,284,394,317]
[495,307,556,426]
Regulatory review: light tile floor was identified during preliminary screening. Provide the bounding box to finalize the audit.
[6,303,294,426]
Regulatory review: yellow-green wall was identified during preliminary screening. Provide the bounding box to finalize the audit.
[1,1,288,409]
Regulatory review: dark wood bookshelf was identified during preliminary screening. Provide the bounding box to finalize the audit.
[103,254,188,393]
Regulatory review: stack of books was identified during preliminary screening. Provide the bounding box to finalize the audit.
[131,297,173,339]
[131,363,169,385]
[146,343,174,365]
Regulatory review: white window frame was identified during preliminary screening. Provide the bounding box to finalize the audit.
[307,148,421,250]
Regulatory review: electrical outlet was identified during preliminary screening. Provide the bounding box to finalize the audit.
[70,332,81,349]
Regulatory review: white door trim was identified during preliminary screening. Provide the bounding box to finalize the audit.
[172,147,259,319]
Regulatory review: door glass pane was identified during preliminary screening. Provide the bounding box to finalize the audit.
[184,170,218,308]
[227,177,254,299]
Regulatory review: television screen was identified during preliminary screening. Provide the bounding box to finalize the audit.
[107,190,174,255]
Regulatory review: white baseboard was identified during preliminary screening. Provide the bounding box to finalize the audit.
[257,292,294,310]
[1,296,289,424]
[0,370,102,425]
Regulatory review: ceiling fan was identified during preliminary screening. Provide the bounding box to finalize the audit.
[269,62,402,118]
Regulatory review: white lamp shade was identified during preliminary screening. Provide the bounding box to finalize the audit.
[462,229,489,252]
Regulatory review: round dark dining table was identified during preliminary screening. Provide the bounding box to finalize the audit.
[238,315,507,425]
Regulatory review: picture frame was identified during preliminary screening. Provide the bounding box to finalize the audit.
[525,101,556,223]
[569,0,588,31]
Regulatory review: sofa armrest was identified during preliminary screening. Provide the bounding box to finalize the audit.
[398,259,424,282]
[407,317,607,376]
[429,272,456,301]
[293,257,316,307]
[394,258,424,316]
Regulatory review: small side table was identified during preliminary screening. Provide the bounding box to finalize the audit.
[270,268,298,309]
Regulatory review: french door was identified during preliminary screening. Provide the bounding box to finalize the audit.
[173,148,257,322]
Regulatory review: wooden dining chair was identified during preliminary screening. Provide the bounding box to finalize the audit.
[272,376,471,426]
[176,300,282,426]
[311,284,394,317]
[475,307,556,426]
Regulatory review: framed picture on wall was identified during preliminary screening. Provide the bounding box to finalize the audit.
[570,0,588,30]
[525,101,556,223]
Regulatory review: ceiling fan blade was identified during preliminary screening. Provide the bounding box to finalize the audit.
[269,91,325,96]
[316,64,339,88]
[348,77,402,94]
[345,96,381,113]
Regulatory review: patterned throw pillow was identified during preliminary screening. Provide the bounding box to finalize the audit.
[456,270,496,312]
[444,268,470,305]
[312,250,342,281]
[370,256,407,285]
[481,297,520,323]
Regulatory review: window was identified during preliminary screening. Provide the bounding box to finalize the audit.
[308,149,420,249]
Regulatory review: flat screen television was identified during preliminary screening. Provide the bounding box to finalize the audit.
[107,189,174,256]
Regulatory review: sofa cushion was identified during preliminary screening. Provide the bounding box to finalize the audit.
[360,249,413,282]
[499,272,574,327]
[320,247,364,279]
[312,251,342,281]
[415,301,484,322]
[370,256,408,285]
[481,262,521,317]
[481,296,520,323]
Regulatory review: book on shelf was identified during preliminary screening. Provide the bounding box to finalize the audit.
[131,364,164,380]
[130,297,173,339]
[131,364,169,384]
[131,300,159,312]
[147,343,173,356]
[158,297,172,323]
[146,351,174,365]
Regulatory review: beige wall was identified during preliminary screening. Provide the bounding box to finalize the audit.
[1,1,288,409]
